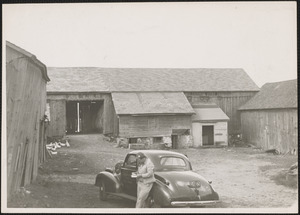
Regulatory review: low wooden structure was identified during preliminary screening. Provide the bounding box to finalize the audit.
[6,41,50,198]
[191,103,230,147]
[112,92,194,148]
[239,80,297,154]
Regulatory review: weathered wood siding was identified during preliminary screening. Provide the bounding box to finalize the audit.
[185,91,257,134]
[103,94,117,135]
[47,99,66,137]
[47,93,114,136]
[6,46,48,198]
[119,115,192,138]
[240,109,298,154]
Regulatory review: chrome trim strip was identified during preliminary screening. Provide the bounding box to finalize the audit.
[171,200,220,206]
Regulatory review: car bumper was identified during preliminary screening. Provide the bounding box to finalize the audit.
[171,200,220,207]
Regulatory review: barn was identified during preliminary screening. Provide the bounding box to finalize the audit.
[6,41,50,198]
[239,79,298,154]
[46,67,259,148]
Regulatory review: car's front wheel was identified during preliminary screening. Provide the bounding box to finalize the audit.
[99,180,107,201]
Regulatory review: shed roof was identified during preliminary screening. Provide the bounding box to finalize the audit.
[6,41,50,81]
[112,92,195,115]
[46,67,259,93]
[239,79,297,110]
[191,103,229,122]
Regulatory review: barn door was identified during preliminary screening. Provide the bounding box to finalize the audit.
[66,101,103,134]
[66,101,78,134]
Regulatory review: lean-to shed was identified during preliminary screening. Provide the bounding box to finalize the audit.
[239,79,298,154]
[192,103,230,147]
[6,41,50,198]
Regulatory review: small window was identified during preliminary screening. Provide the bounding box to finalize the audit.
[129,138,137,143]
[153,137,162,143]
[125,155,137,167]
[186,96,192,101]
[160,157,186,167]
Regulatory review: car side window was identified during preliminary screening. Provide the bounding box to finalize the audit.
[124,154,137,167]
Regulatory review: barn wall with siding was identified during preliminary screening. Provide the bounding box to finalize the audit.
[47,99,66,137]
[118,115,192,138]
[6,46,48,198]
[240,109,298,154]
[185,91,257,134]
[47,93,113,137]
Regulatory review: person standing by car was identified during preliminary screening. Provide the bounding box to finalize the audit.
[135,152,156,208]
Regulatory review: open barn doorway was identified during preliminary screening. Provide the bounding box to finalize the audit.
[66,100,104,134]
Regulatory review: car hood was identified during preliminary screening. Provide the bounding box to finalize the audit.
[154,171,216,200]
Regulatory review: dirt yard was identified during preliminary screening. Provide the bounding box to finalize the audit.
[7,134,298,211]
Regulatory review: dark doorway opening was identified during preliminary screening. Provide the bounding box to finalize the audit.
[171,135,178,149]
[66,100,104,134]
[202,125,214,145]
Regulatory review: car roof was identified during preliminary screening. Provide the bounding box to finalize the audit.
[128,150,190,171]
[129,150,187,159]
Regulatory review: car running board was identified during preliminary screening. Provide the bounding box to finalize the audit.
[107,192,137,202]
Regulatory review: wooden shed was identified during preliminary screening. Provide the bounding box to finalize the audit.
[6,41,50,198]
[191,103,230,147]
[46,68,259,145]
[239,80,298,154]
[112,92,195,148]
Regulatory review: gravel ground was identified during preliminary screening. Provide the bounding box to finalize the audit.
[7,134,298,212]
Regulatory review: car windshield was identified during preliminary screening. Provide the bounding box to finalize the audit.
[159,156,188,171]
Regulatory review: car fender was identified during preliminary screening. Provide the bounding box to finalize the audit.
[151,180,172,207]
[95,171,122,193]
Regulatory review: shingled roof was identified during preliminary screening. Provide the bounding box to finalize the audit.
[46,67,259,92]
[239,79,297,110]
[191,103,229,122]
[112,92,195,115]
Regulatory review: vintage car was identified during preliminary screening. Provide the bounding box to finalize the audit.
[95,150,220,207]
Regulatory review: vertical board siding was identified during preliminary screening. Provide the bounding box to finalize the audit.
[103,94,116,135]
[241,109,298,154]
[119,115,191,137]
[6,48,48,198]
[185,91,256,134]
[48,100,66,137]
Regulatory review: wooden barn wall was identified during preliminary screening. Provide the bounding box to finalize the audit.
[103,94,117,135]
[47,93,112,136]
[185,91,257,134]
[47,99,66,137]
[118,115,192,138]
[6,47,47,198]
[240,109,298,154]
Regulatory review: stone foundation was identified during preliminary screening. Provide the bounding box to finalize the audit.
[117,135,194,149]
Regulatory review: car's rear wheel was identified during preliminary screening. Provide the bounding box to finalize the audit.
[99,180,107,201]
[147,196,161,208]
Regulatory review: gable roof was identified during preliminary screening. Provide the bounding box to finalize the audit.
[6,41,50,81]
[46,67,259,92]
[191,103,229,122]
[239,79,297,110]
[112,92,195,115]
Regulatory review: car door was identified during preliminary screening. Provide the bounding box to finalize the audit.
[121,154,138,196]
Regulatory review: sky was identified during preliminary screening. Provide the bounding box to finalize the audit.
[3,2,297,87]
